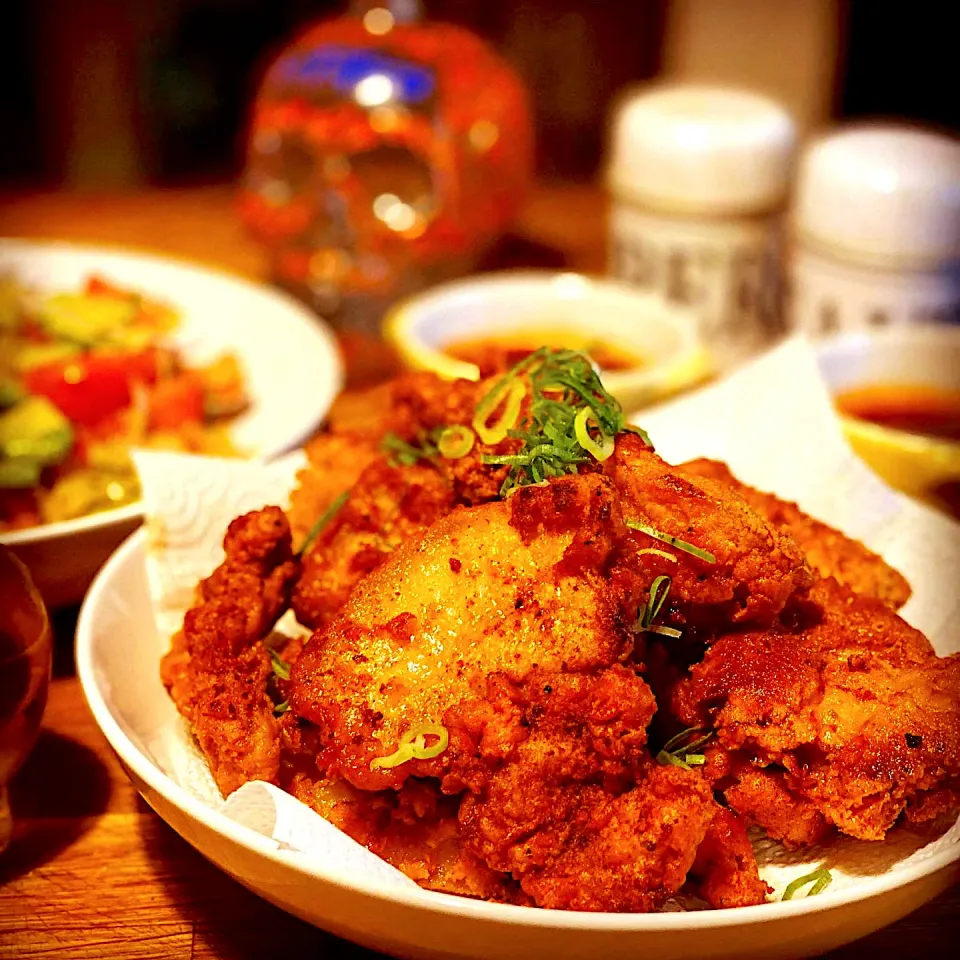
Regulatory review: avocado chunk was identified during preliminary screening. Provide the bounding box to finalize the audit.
[0,456,43,488]
[0,395,75,464]
[40,292,136,345]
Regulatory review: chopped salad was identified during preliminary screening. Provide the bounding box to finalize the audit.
[0,274,249,531]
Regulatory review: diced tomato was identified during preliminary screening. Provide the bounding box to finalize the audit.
[85,275,133,299]
[24,349,161,428]
[147,372,204,431]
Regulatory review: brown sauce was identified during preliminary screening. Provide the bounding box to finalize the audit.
[446,330,645,378]
[835,384,960,442]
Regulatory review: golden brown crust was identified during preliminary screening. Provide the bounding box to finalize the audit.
[673,578,960,842]
[680,458,911,609]
[607,435,813,632]
[160,506,300,795]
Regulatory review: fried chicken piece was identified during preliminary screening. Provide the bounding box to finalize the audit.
[291,473,637,792]
[286,762,522,902]
[452,669,753,912]
[606,434,813,631]
[291,474,769,910]
[673,577,960,843]
[689,806,773,908]
[292,459,455,629]
[288,431,381,543]
[680,458,911,609]
[289,372,523,630]
[161,506,299,795]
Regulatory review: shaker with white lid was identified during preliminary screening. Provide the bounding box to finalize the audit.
[788,125,960,336]
[607,84,796,368]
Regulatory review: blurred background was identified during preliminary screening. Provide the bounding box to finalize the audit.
[1,0,957,191]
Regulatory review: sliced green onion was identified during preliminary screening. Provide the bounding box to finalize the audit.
[268,646,291,681]
[657,751,693,770]
[647,625,682,638]
[782,867,833,901]
[297,489,349,557]
[381,431,436,467]
[473,379,525,445]
[370,724,450,771]
[640,575,672,629]
[437,424,475,459]
[274,700,290,716]
[635,548,678,563]
[573,406,615,461]
[625,519,717,564]
[657,728,714,770]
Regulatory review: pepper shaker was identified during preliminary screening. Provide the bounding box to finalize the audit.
[788,125,960,336]
[606,84,796,369]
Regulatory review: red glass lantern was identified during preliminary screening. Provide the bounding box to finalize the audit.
[240,0,533,335]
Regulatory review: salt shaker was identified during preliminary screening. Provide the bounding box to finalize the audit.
[606,85,796,369]
[788,125,960,336]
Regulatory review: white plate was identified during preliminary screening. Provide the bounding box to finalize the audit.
[0,239,342,606]
[77,527,960,960]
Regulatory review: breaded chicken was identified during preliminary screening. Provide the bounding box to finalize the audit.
[673,577,960,843]
[290,371,523,629]
[291,474,638,792]
[292,459,455,629]
[288,431,381,544]
[606,434,813,631]
[291,474,768,909]
[161,507,299,795]
[680,458,911,609]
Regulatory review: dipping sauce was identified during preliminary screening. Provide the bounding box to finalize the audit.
[835,384,960,442]
[447,329,646,378]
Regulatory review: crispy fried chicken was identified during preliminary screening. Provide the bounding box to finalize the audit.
[673,577,960,844]
[680,458,911,609]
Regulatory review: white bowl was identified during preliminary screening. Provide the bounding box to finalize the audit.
[0,239,342,606]
[77,527,960,960]
[384,271,711,413]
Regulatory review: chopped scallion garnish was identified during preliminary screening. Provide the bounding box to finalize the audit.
[297,489,349,557]
[477,347,629,496]
[656,728,714,771]
[782,867,833,900]
[437,424,476,459]
[640,575,671,629]
[268,646,290,681]
[370,724,450,771]
[635,548,678,563]
[381,431,437,467]
[625,519,716,564]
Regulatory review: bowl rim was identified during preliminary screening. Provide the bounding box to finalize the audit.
[0,237,343,547]
[815,324,960,457]
[76,526,960,934]
[384,268,707,386]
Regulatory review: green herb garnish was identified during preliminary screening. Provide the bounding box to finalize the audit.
[370,724,449,771]
[297,489,349,557]
[782,867,833,901]
[381,431,438,467]
[274,700,290,716]
[479,347,628,497]
[268,646,291,681]
[625,519,717,564]
[639,575,671,629]
[656,728,714,771]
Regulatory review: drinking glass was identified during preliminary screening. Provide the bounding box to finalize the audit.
[0,545,52,853]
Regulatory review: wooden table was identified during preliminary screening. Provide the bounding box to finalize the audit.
[0,186,956,959]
